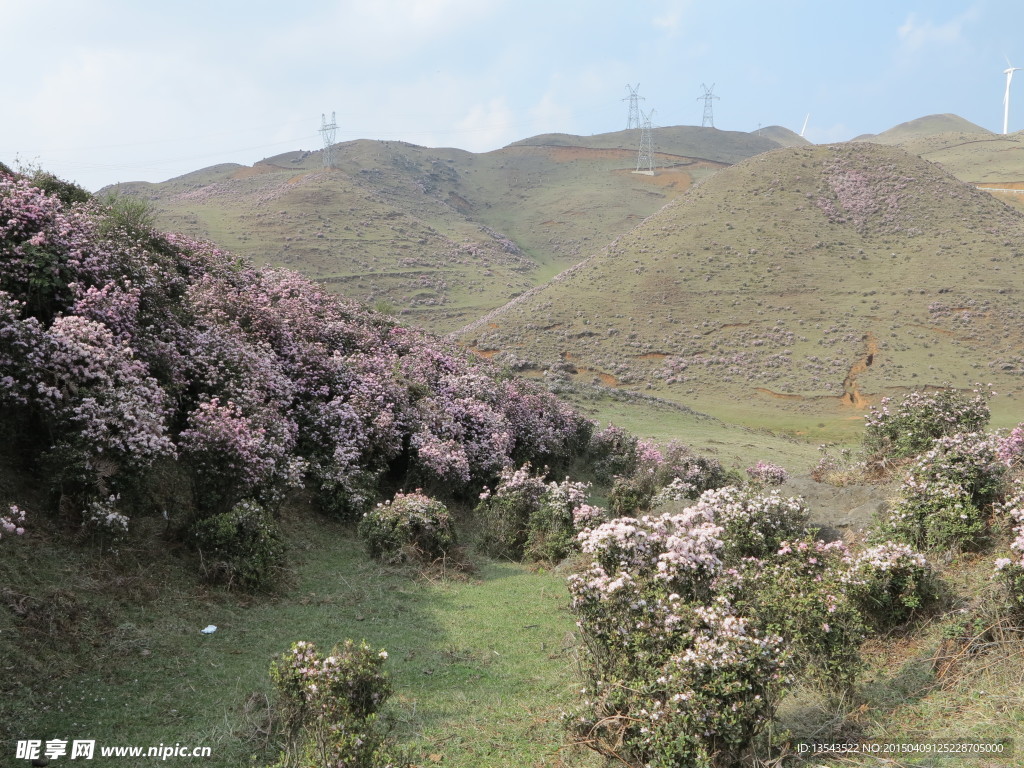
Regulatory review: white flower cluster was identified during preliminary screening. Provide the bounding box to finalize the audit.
[85,494,128,535]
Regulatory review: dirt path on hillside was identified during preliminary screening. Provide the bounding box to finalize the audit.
[782,474,893,539]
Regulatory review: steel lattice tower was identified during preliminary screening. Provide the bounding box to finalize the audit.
[697,83,719,128]
[633,109,655,176]
[623,83,643,130]
[320,112,338,168]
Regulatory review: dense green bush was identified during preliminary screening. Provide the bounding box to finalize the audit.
[270,640,400,768]
[877,433,1004,551]
[358,491,456,565]
[863,388,990,461]
[189,499,284,590]
[843,542,938,630]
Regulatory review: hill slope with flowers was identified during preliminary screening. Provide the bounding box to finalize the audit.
[461,141,1024,439]
[0,169,591,542]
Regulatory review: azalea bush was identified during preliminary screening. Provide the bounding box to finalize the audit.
[745,460,788,487]
[863,387,991,461]
[722,537,864,694]
[685,486,810,561]
[994,482,1024,616]
[608,440,728,515]
[843,542,937,629]
[567,510,788,767]
[270,640,399,768]
[1,503,26,540]
[474,466,596,561]
[878,433,1004,551]
[358,491,456,565]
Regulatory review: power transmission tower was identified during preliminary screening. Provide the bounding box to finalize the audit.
[320,112,338,168]
[633,109,655,176]
[623,83,643,129]
[697,83,719,128]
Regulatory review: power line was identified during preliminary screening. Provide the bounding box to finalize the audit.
[633,109,655,176]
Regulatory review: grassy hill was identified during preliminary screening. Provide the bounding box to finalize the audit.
[459,141,1024,442]
[115,126,785,333]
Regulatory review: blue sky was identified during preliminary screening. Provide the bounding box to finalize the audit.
[3,0,1022,191]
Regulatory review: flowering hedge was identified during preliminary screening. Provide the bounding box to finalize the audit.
[0,171,592,565]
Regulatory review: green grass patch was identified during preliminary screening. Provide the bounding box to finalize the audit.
[0,508,596,767]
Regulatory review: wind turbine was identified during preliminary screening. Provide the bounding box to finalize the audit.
[1004,60,1022,135]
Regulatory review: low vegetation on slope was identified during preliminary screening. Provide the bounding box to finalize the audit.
[463,142,1024,437]
[4,168,1024,768]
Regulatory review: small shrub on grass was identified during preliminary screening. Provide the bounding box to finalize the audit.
[358,491,456,565]
[745,460,788,487]
[189,499,284,590]
[1,503,26,540]
[475,464,547,558]
[843,542,937,630]
[863,387,991,462]
[810,444,864,485]
[270,640,400,768]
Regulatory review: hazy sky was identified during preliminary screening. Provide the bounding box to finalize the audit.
[4,0,1023,191]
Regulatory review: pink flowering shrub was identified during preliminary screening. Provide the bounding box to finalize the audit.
[567,512,787,767]
[721,538,864,693]
[842,542,937,629]
[475,464,549,558]
[1,504,26,540]
[586,424,640,483]
[745,461,788,487]
[879,433,1004,551]
[358,491,456,565]
[993,481,1024,615]
[863,387,991,461]
[684,486,810,561]
[609,440,727,515]
[996,424,1024,468]
[524,477,593,562]
[179,397,302,512]
[474,466,597,561]
[270,639,398,768]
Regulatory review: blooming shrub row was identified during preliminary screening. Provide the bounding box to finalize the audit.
[567,479,944,765]
[994,480,1024,615]
[0,170,592,583]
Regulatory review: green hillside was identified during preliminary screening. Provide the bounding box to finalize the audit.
[459,142,1024,440]
[117,126,783,332]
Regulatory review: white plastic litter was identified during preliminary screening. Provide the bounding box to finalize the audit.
[200,625,217,634]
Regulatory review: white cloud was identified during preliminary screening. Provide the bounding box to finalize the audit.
[898,7,977,53]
